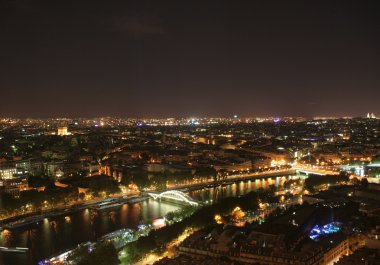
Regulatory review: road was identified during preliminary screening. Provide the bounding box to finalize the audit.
[166,168,296,190]
[293,165,340,176]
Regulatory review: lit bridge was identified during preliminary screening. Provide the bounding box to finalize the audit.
[293,166,339,176]
[147,190,199,206]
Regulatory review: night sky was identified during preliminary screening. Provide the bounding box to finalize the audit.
[0,0,379,118]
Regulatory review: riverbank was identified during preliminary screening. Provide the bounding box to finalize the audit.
[1,194,144,230]
[1,170,300,265]
[120,188,297,264]
[1,169,295,229]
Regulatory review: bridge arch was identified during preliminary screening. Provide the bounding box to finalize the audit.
[147,190,198,206]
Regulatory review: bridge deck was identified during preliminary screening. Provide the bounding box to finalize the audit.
[147,190,199,206]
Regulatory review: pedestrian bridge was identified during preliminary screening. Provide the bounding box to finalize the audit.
[147,190,199,206]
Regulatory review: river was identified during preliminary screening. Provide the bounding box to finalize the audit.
[0,174,298,265]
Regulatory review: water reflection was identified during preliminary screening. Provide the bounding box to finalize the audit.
[0,174,297,265]
[189,175,294,202]
[0,199,181,265]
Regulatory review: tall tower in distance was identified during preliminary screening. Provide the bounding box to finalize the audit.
[367,113,377,119]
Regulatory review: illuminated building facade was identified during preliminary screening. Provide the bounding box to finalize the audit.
[57,126,69,136]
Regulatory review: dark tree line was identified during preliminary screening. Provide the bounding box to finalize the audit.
[66,242,119,265]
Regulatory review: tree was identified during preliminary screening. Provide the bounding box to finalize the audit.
[28,175,53,187]
[78,192,86,200]
[85,242,119,265]
[305,173,349,192]
[195,167,217,181]
[66,244,89,264]
[131,172,151,190]
[88,175,120,195]
[67,242,119,265]
[140,152,150,162]
[20,190,44,208]
[361,178,369,188]
[0,192,21,211]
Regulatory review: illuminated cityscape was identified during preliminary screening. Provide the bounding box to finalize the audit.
[1,1,379,265]
[0,116,379,265]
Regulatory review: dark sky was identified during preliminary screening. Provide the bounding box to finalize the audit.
[0,0,379,118]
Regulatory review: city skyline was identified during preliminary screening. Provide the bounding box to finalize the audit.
[0,110,378,119]
[0,114,379,265]
[1,0,379,117]
[0,1,379,264]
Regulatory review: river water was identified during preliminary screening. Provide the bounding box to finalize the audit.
[0,174,296,265]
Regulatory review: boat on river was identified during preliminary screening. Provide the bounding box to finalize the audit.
[4,216,45,230]
[90,202,122,211]
[0,246,29,253]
